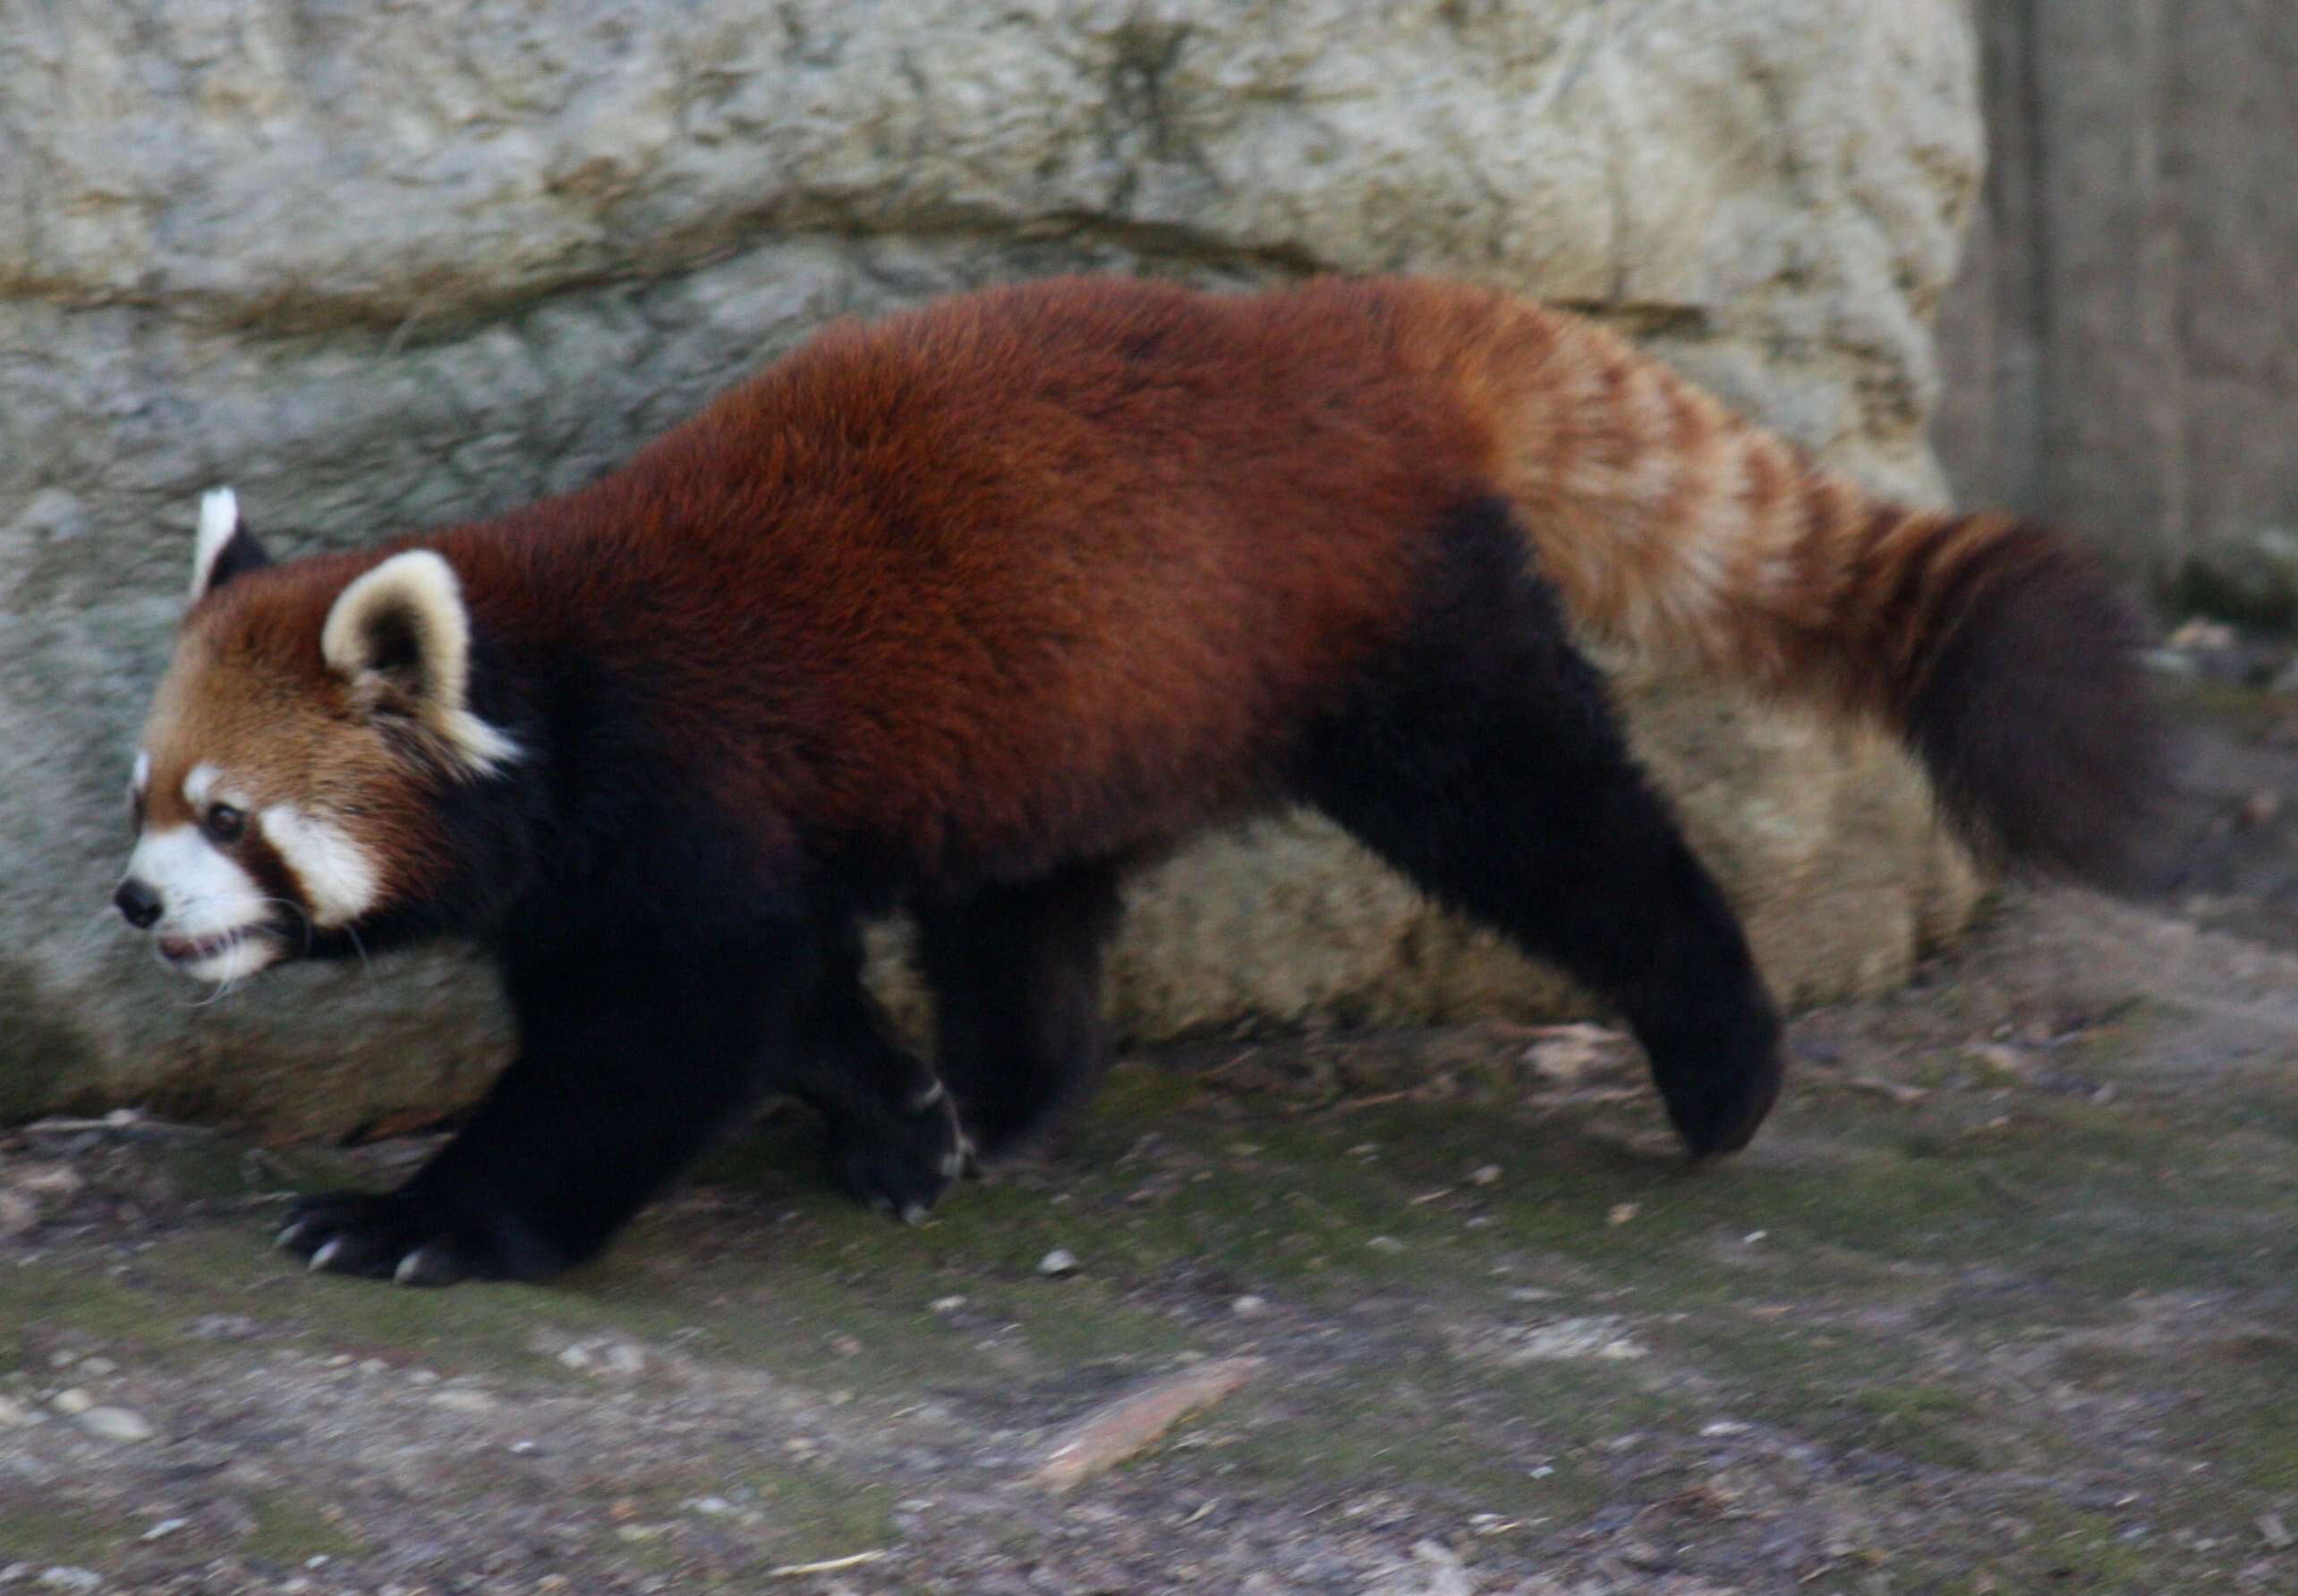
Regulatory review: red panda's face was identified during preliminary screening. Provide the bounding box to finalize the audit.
[113,490,518,987]
[123,628,416,984]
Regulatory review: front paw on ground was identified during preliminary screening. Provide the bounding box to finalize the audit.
[825,1082,971,1224]
[277,1191,500,1287]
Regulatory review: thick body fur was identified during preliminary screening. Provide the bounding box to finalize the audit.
[116,276,2163,1286]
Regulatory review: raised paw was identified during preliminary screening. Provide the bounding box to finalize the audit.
[277,1190,510,1287]
[824,1079,971,1225]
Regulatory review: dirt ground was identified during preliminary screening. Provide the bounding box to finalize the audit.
[4,656,2296,1595]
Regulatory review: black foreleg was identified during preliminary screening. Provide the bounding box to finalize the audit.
[281,937,803,1285]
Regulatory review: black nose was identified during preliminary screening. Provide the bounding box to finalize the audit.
[114,879,163,930]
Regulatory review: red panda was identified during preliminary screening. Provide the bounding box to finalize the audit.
[114,275,2163,1286]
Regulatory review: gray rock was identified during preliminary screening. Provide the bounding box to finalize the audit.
[72,1405,156,1443]
[1936,1,2298,608]
[2,1,1985,1133]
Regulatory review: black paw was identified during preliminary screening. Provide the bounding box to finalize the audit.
[1648,1003,1785,1159]
[277,1190,522,1287]
[824,1080,971,1224]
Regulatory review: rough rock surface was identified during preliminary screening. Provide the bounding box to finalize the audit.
[0,0,1985,1133]
[1936,0,2298,618]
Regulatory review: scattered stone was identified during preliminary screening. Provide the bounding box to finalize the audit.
[0,1396,37,1428]
[35,1572,101,1594]
[49,1388,93,1416]
[1363,1540,1475,1596]
[139,1520,187,1543]
[557,1339,644,1375]
[1608,1203,1640,1226]
[2260,1512,2294,1550]
[1500,1317,1647,1364]
[1701,1420,1752,1439]
[0,1191,36,1238]
[74,1357,116,1377]
[1467,1164,1502,1187]
[1037,1248,1079,1278]
[830,1335,864,1358]
[766,1549,888,1577]
[1230,1295,1268,1317]
[75,1405,156,1442]
[1028,1357,1267,1491]
[928,1295,967,1314]
[12,1165,83,1201]
[685,1496,736,1516]
[187,1315,262,1342]
[1366,1235,1407,1254]
[1522,1023,1623,1084]
[430,1388,498,1413]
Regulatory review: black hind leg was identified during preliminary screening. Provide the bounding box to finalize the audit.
[777,924,966,1221]
[915,861,1126,1158]
[1297,498,1783,1157]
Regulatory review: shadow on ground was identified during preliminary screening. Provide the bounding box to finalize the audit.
[4,675,2296,1595]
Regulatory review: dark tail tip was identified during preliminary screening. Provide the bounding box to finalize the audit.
[1905,525,2173,891]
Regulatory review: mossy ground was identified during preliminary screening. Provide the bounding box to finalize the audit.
[4,688,2295,1592]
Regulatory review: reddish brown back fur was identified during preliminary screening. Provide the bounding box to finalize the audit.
[163,275,2160,895]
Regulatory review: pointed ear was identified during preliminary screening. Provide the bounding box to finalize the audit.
[190,487,272,599]
[320,550,519,776]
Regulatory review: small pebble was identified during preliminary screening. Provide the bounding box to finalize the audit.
[1037,1248,1079,1277]
[686,1497,735,1516]
[48,1388,93,1416]
[1607,1202,1640,1226]
[140,1520,187,1543]
[0,1396,38,1428]
[1467,1164,1502,1186]
[37,1569,101,1593]
[1230,1295,1268,1317]
[1366,1235,1406,1254]
[928,1295,967,1314]
[430,1388,497,1413]
[75,1406,155,1443]
[2260,1511,2294,1550]
[1700,1420,1751,1439]
[72,1357,116,1377]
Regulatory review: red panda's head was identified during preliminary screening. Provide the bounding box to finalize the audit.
[113,489,521,986]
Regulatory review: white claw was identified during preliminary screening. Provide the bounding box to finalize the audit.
[277,1220,311,1251]
[308,1237,344,1273]
[394,1248,443,1286]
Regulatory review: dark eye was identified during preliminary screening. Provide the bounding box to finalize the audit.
[204,803,246,844]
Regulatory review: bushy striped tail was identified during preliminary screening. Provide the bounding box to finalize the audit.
[1478,301,2169,887]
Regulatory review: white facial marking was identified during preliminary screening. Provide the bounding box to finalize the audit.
[123,823,282,983]
[131,751,150,795]
[262,804,380,927]
[183,763,219,809]
[190,487,242,599]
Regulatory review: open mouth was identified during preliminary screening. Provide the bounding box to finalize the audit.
[157,926,277,970]
[159,930,243,964]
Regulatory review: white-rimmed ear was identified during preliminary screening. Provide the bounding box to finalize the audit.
[189,487,271,600]
[320,550,518,777]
